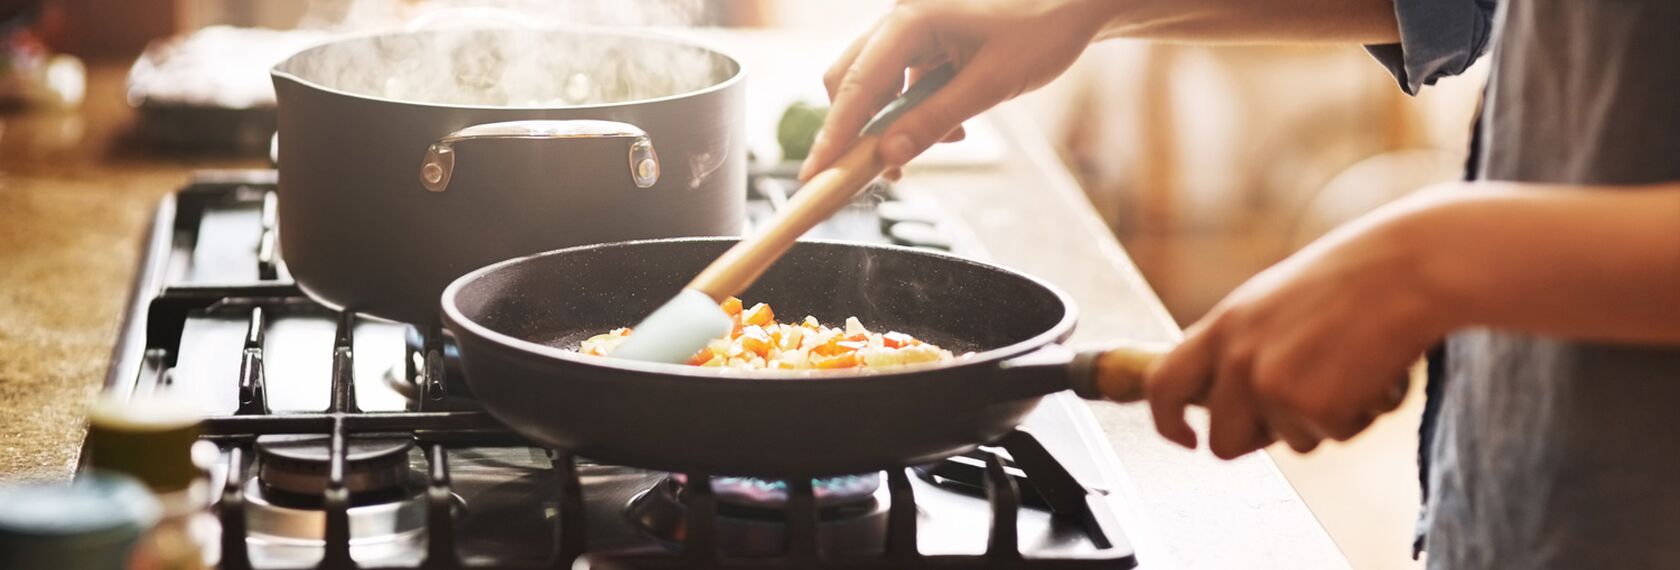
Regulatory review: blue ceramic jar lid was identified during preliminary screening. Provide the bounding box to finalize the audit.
[0,471,161,569]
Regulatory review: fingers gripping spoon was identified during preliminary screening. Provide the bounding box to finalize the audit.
[612,66,957,364]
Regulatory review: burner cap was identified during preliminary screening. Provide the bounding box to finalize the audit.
[670,473,881,511]
[255,435,413,496]
[628,474,890,555]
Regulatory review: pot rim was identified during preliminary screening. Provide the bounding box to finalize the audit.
[439,237,1081,383]
[270,24,747,112]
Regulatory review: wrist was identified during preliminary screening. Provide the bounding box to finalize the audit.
[1374,185,1491,338]
[1078,0,1138,40]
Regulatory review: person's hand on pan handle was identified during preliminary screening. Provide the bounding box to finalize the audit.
[1132,193,1456,460]
[798,0,1117,182]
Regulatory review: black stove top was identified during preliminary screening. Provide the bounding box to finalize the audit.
[96,169,1137,569]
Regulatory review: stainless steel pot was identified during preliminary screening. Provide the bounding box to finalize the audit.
[271,27,745,324]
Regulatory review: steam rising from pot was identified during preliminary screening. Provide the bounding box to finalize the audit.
[277,0,732,107]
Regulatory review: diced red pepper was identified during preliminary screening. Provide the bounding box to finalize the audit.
[686,349,714,366]
[836,340,867,352]
[846,333,869,342]
[882,331,915,348]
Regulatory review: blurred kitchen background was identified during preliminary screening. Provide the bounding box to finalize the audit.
[17,0,1492,568]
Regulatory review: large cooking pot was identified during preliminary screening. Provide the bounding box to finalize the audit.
[271,27,745,324]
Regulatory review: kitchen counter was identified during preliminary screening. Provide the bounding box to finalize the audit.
[0,63,266,481]
[0,36,1345,569]
[915,105,1348,568]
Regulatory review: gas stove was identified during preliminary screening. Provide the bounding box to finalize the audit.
[96,168,1138,568]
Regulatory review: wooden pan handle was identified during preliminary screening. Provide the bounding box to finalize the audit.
[1073,341,1174,403]
[686,65,957,301]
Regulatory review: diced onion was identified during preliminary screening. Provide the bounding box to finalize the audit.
[582,299,957,371]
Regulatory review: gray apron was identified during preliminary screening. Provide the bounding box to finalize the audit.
[1422,0,1680,567]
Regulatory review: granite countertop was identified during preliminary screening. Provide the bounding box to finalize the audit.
[0,39,1345,568]
[0,64,264,481]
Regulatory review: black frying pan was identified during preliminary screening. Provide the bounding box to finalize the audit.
[441,238,1161,478]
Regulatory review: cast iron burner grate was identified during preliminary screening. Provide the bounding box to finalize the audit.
[95,170,1137,569]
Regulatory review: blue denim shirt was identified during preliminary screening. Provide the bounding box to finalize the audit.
[1366,0,1498,95]
[1367,3,1680,568]
[1363,0,1497,559]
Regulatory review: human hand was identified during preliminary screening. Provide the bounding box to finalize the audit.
[798,0,1116,182]
[1144,191,1460,458]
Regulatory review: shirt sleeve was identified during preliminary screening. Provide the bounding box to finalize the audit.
[1366,0,1498,95]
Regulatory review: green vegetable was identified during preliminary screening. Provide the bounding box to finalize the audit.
[777,101,828,161]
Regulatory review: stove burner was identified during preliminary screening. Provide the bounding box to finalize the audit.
[670,473,882,511]
[255,435,413,497]
[100,173,1139,569]
[627,474,892,556]
[242,478,428,564]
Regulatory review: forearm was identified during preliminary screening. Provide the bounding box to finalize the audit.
[1094,0,1399,44]
[1408,183,1680,345]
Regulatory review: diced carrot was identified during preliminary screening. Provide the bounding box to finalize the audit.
[582,305,955,370]
[742,303,775,326]
[813,352,859,369]
[811,337,843,356]
[739,325,773,357]
[721,296,743,316]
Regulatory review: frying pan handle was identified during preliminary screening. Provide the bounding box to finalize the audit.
[998,340,1172,402]
[1067,340,1172,403]
[418,120,660,192]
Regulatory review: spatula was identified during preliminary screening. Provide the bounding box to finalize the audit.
[612,65,957,363]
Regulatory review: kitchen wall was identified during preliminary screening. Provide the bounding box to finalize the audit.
[1021,42,1487,323]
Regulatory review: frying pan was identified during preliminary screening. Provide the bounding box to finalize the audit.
[441,238,1163,478]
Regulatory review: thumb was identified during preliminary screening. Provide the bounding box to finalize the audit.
[877,57,1016,167]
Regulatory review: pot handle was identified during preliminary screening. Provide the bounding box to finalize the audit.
[998,340,1172,402]
[419,119,660,193]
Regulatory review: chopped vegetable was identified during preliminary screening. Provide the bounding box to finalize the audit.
[721,296,743,316]
[581,297,957,371]
[579,327,633,356]
[777,101,829,161]
[741,302,775,327]
[883,331,915,348]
